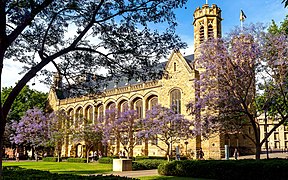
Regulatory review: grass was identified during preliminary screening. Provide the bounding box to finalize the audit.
[3,161,212,180]
[3,161,113,175]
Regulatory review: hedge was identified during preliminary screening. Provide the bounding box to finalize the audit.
[42,157,62,162]
[158,159,288,180]
[67,158,87,163]
[3,166,137,180]
[98,157,114,164]
[132,159,166,170]
[134,156,166,161]
[134,155,187,161]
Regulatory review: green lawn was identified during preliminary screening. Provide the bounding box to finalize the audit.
[3,161,212,180]
[3,161,113,175]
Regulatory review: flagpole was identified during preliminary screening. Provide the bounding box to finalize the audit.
[206,0,208,4]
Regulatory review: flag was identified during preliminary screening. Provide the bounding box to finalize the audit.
[240,10,247,21]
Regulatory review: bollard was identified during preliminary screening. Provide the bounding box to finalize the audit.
[225,145,229,160]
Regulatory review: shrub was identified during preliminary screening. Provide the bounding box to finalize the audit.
[132,159,166,170]
[98,157,114,164]
[67,158,87,163]
[43,157,62,162]
[158,159,288,180]
[134,156,167,161]
[3,166,136,179]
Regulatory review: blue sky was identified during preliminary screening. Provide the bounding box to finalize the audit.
[175,0,288,54]
[3,0,288,92]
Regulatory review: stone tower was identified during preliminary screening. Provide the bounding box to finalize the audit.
[193,4,222,58]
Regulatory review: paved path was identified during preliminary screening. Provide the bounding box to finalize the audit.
[106,169,158,178]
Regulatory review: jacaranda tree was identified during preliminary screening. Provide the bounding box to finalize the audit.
[10,108,53,160]
[71,122,103,163]
[0,0,188,174]
[187,24,288,159]
[138,105,192,161]
[103,108,140,159]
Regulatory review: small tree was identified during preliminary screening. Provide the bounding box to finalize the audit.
[103,109,140,159]
[71,122,103,163]
[10,108,51,161]
[49,110,67,162]
[138,105,192,161]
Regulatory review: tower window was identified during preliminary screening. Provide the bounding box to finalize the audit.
[174,62,177,71]
[208,24,214,39]
[199,26,204,43]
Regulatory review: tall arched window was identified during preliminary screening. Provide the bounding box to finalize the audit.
[134,99,143,119]
[95,104,104,123]
[75,107,83,127]
[85,105,93,124]
[67,108,74,128]
[170,89,181,114]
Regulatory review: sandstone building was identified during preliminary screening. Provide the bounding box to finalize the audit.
[48,3,255,159]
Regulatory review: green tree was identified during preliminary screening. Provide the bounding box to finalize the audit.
[268,15,288,35]
[0,0,187,175]
[1,85,47,121]
[1,85,47,148]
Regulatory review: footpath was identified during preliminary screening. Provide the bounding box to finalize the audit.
[107,169,158,178]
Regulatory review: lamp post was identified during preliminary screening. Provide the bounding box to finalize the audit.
[184,141,188,156]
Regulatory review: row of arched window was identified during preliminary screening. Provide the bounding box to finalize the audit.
[62,89,182,127]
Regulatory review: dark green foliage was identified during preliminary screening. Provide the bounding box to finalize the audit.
[98,157,115,164]
[134,156,167,161]
[67,158,88,163]
[43,157,62,162]
[3,166,136,180]
[1,86,48,121]
[132,159,166,170]
[158,159,288,180]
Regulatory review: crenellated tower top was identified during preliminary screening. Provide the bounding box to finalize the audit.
[193,4,222,58]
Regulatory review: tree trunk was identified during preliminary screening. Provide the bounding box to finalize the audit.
[264,111,269,159]
[255,142,261,160]
[0,134,3,179]
[57,151,60,162]
[166,143,170,161]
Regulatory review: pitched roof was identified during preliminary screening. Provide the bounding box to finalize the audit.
[55,54,194,99]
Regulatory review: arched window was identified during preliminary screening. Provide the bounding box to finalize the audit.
[134,99,143,119]
[120,101,129,112]
[95,104,104,123]
[85,105,93,124]
[149,97,158,110]
[75,107,83,127]
[170,89,181,114]
[107,102,116,110]
[67,108,74,128]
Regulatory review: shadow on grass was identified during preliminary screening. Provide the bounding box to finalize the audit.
[55,170,109,175]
